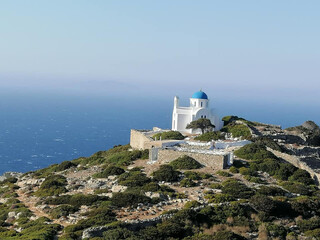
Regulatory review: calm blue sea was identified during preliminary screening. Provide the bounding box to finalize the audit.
[0,92,319,175]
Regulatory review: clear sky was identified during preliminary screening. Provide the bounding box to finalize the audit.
[0,1,319,104]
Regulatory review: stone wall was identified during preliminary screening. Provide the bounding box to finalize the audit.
[268,148,320,185]
[130,130,152,150]
[156,149,228,169]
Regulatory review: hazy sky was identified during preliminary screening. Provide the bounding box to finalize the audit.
[0,1,319,103]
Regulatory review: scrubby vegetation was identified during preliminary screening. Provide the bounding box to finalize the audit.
[194,131,225,141]
[93,166,125,178]
[35,174,68,197]
[234,142,276,161]
[2,117,320,240]
[169,155,202,170]
[72,144,149,167]
[221,123,251,139]
[152,131,185,140]
[152,165,181,182]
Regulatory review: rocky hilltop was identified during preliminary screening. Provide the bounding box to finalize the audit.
[1,117,320,240]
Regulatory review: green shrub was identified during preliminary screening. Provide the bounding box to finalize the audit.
[72,145,147,166]
[184,171,201,180]
[297,216,320,232]
[180,178,196,187]
[45,194,108,207]
[184,200,201,209]
[194,131,225,141]
[256,186,287,196]
[266,223,287,239]
[103,228,134,240]
[117,170,151,187]
[221,123,251,139]
[213,230,246,240]
[274,163,297,180]
[222,115,256,127]
[250,195,276,216]
[281,181,311,195]
[288,169,314,185]
[169,155,202,170]
[152,131,185,140]
[216,170,231,177]
[229,166,239,173]
[290,196,320,218]
[209,183,222,189]
[152,165,180,182]
[221,179,254,199]
[93,166,125,178]
[55,161,77,172]
[35,174,67,197]
[305,228,320,238]
[244,175,264,183]
[184,171,211,180]
[50,205,79,219]
[250,158,280,176]
[235,142,277,161]
[210,194,235,203]
[64,207,116,236]
[111,192,151,207]
[239,167,255,176]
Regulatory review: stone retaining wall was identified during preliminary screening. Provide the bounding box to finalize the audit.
[156,149,228,169]
[268,148,320,185]
[130,130,152,150]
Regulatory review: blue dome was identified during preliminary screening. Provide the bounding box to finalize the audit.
[192,90,208,99]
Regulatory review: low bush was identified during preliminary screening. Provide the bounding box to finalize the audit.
[221,123,251,139]
[221,179,254,199]
[288,169,314,185]
[93,166,125,178]
[180,178,196,187]
[152,165,181,182]
[281,181,311,195]
[50,205,79,219]
[235,142,277,161]
[256,186,287,196]
[152,131,185,140]
[239,167,256,176]
[210,194,235,203]
[290,196,320,218]
[111,192,151,207]
[194,131,225,141]
[184,171,211,180]
[244,175,264,183]
[250,195,276,216]
[45,194,108,207]
[35,174,67,197]
[169,155,202,170]
[72,145,148,166]
[274,163,297,180]
[184,201,201,209]
[63,207,116,237]
[118,170,151,187]
[297,216,320,232]
[54,161,77,172]
[229,166,239,173]
[216,170,232,177]
[210,183,222,189]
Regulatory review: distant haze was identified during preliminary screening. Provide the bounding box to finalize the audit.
[0,1,319,104]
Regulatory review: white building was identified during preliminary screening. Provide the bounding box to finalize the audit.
[172,90,223,134]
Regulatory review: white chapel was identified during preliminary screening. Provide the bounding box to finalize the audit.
[172,90,223,134]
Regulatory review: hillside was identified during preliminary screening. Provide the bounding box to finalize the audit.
[1,118,320,240]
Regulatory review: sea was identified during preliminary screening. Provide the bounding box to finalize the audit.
[0,91,319,175]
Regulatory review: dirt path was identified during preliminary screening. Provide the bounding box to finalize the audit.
[15,187,70,227]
